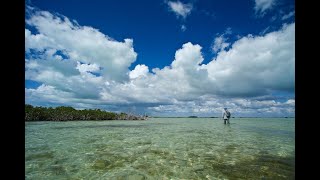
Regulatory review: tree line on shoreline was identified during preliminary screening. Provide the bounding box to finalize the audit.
[25,104,147,121]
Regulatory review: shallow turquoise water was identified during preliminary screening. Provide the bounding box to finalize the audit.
[25,118,295,179]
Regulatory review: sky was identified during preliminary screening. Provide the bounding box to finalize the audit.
[25,0,295,117]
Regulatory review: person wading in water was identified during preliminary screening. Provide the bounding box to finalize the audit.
[222,108,231,124]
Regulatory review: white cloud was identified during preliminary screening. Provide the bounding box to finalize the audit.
[284,99,295,106]
[76,62,100,74]
[282,11,295,20]
[167,1,193,19]
[206,23,295,96]
[254,0,276,16]
[102,22,294,107]
[129,64,149,79]
[26,84,74,105]
[166,1,192,33]
[25,8,294,117]
[26,10,137,82]
[26,84,105,109]
[211,28,232,53]
[212,35,230,53]
[172,42,203,69]
[25,29,58,52]
[148,97,295,117]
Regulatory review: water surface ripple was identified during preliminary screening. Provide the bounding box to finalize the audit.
[25,118,295,179]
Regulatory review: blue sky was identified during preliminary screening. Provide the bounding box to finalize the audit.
[25,0,295,117]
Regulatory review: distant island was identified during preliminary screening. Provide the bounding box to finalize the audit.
[25,104,147,121]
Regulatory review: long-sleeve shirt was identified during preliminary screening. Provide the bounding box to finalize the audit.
[222,110,229,119]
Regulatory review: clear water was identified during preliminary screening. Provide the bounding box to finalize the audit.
[25,118,295,179]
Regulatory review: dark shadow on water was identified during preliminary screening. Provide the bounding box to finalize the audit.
[222,154,294,179]
[51,124,149,129]
[25,151,55,161]
[51,122,175,130]
[242,126,294,136]
[199,145,295,180]
[185,142,294,179]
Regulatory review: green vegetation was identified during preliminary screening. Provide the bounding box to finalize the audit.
[25,104,147,121]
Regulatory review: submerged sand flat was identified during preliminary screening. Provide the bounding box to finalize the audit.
[25,118,295,179]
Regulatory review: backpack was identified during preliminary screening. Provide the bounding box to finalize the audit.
[226,111,231,118]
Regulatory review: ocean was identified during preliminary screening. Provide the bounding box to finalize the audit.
[25,117,295,179]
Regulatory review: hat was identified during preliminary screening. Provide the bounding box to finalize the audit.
[224,108,227,110]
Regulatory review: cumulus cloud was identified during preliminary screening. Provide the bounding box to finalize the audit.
[172,42,203,69]
[76,62,100,74]
[25,29,56,52]
[26,84,73,105]
[167,1,193,19]
[129,64,149,79]
[101,22,294,114]
[25,8,294,117]
[25,9,137,82]
[254,0,276,16]
[206,23,295,96]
